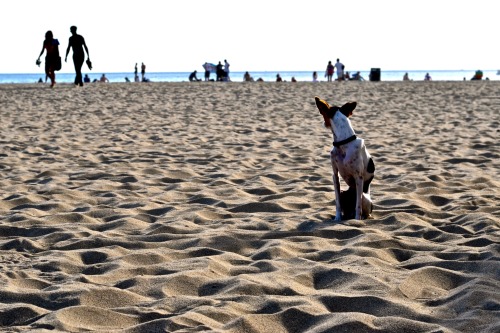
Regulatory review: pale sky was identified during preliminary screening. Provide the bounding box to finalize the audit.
[2,0,497,73]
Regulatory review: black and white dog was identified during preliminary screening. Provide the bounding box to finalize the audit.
[315,97,375,220]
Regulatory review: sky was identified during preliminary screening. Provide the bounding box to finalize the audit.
[2,0,497,74]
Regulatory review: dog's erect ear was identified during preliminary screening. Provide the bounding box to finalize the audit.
[315,96,331,114]
[315,96,334,128]
[340,102,357,117]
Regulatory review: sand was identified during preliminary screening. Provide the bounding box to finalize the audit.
[0,80,499,333]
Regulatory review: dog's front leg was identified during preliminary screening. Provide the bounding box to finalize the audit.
[354,176,364,220]
[330,153,342,221]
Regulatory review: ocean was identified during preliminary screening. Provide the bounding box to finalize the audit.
[0,69,498,84]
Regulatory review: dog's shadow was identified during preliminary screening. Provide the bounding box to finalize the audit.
[296,218,366,235]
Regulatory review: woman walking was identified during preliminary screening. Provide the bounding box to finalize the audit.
[37,31,60,88]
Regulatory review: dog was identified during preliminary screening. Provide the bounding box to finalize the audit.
[315,96,375,220]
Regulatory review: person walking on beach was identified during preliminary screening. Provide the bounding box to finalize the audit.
[325,61,334,82]
[65,26,90,86]
[334,58,344,81]
[134,63,138,77]
[37,30,60,88]
[141,62,146,81]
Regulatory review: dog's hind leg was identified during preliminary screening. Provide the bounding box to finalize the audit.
[362,193,373,218]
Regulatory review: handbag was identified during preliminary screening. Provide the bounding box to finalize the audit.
[54,56,62,71]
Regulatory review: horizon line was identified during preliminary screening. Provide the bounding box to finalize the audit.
[0,69,495,75]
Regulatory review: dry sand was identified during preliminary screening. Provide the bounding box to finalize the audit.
[0,81,499,333]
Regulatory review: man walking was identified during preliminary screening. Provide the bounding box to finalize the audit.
[65,26,90,86]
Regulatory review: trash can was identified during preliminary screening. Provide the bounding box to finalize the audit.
[369,68,381,81]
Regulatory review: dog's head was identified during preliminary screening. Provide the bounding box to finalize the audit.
[315,96,357,128]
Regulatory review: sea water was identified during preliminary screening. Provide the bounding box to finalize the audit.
[0,69,498,84]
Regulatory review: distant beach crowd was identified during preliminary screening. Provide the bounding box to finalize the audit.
[33,25,493,86]
[33,25,494,86]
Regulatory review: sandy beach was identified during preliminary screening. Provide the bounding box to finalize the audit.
[0,81,499,332]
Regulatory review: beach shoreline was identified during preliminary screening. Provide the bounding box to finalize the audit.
[1,68,499,84]
[0,81,499,332]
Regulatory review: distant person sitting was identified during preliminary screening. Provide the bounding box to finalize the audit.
[403,72,409,81]
[471,70,483,80]
[312,71,318,82]
[243,71,254,82]
[424,73,432,81]
[351,71,365,81]
[100,74,109,82]
[84,74,90,83]
[291,76,297,82]
[276,74,283,82]
[189,70,201,81]
[344,71,351,80]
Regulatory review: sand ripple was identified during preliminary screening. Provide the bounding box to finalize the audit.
[0,82,499,332]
